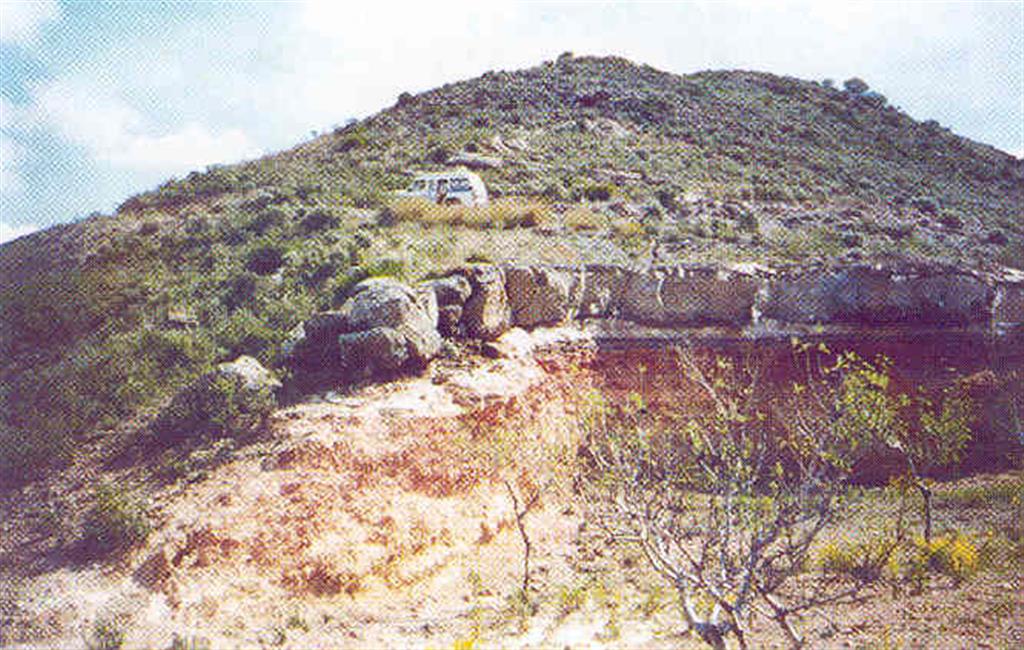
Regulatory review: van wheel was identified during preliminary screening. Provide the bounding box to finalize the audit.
[444,198,461,206]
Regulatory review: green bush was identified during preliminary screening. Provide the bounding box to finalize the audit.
[153,368,276,445]
[427,144,451,164]
[582,183,615,202]
[737,210,759,233]
[363,258,407,280]
[335,130,369,153]
[220,271,261,311]
[86,617,127,650]
[300,209,339,233]
[246,244,286,276]
[214,309,280,361]
[329,267,370,306]
[82,482,151,557]
[246,208,288,235]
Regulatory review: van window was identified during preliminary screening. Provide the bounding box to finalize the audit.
[451,178,472,192]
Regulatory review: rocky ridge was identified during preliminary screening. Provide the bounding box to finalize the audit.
[285,261,1024,384]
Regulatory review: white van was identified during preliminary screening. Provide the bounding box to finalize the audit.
[397,169,489,206]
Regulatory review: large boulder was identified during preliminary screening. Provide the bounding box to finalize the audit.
[287,278,442,377]
[154,356,279,444]
[459,266,510,340]
[438,304,464,338]
[426,275,473,306]
[339,277,425,331]
[505,265,581,327]
[337,327,410,374]
[283,312,347,369]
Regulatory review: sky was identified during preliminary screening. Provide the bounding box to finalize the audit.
[1,0,1022,243]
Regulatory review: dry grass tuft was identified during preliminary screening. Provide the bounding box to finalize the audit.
[386,197,557,230]
[563,206,606,231]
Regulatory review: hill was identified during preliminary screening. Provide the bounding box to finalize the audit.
[1,54,1022,482]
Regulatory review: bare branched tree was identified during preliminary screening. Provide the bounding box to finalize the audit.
[577,346,892,649]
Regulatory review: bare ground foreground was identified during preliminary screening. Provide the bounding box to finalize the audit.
[1,327,1022,649]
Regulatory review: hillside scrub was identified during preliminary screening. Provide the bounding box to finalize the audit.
[1,54,1021,490]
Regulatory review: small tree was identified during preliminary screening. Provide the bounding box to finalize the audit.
[897,386,973,542]
[793,348,972,542]
[579,347,884,649]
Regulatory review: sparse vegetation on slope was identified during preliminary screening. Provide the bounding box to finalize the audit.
[0,54,1021,487]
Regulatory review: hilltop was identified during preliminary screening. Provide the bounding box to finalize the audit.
[2,53,1022,480]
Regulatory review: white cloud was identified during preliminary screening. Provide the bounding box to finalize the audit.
[0,0,59,45]
[1,96,26,196]
[28,79,259,175]
[0,132,26,196]
[0,220,38,244]
[103,123,257,172]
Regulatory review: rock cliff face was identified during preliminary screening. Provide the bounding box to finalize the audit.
[287,262,1023,384]
[493,262,1023,334]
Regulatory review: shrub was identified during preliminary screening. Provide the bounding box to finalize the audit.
[910,196,940,215]
[737,210,759,233]
[842,232,864,248]
[330,267,371,306]
[82,482,151,557]
[843,77,870,94]
[335,130,369,153]
[817,534,901,583]
[153,365,277,445]
[300,209,339,233]
[215,309,280,360]
[220,272,261,311]
[938,212,963,229]
[427,145,451,164]
[86,616,127,650]
[289,245,348,288]
[910,531,979,584]
[582,183,615,202]
[246,244,286,276]
[139,329,215,374]
[0,423,72,487]
[655,189,679,212]
[247,208,287,235]
[710,219,739,242]
[611,218,644,239]
[557,584,588,617]
[363,258,407,280]
[384,197,555,230]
